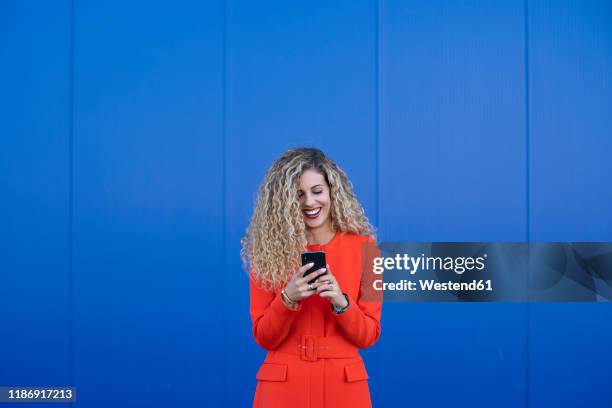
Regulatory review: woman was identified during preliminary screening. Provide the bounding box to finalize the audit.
[241,147,382,408]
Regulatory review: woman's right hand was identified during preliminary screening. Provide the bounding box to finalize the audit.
[283,262,327,303]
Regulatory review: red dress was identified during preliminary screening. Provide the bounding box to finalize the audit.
[250,232,382,408]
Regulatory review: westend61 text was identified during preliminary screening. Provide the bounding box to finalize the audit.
[373,279,493,292]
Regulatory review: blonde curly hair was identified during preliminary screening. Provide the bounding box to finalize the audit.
[241,147,375,291]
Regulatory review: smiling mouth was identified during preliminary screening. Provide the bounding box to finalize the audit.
[303,207,321,219]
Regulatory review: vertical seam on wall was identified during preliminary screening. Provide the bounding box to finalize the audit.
[375,0,380,232]
[373,0,381,405]
[524,1,531,407]
[222,0,228,403]
[69,0,75,392]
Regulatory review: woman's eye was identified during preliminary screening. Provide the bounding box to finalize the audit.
[313,190,322,194]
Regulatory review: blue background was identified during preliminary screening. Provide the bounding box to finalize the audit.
[1,0,611,407]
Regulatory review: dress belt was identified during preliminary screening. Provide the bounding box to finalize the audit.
[274,334,359,361]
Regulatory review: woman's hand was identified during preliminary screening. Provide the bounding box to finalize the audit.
[314,264,348,308]
[283,262,328,303]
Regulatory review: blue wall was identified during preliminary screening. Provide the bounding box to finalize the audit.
[1,1,611,407]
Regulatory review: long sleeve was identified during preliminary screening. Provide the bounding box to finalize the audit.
[249,275,301,350]
[333,235,382,349]
[334,293,381,349]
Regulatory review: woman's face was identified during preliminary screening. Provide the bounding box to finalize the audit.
[298,169,332,230]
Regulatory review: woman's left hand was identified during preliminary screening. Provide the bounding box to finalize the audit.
[315,264,348,308]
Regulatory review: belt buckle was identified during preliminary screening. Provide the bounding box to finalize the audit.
[300,335,318,361]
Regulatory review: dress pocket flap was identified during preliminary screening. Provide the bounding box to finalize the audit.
[344,361,369,382]
[256,363,287,382]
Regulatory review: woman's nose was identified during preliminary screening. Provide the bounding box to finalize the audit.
[304,194,316,207]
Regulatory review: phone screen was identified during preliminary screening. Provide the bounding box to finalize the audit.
[301,251,327,284]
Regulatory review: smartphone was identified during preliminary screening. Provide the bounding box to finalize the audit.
[301,251,327,285]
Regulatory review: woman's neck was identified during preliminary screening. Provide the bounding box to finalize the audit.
[305,221,335,245]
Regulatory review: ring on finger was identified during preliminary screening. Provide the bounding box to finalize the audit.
[308,283,314,290]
